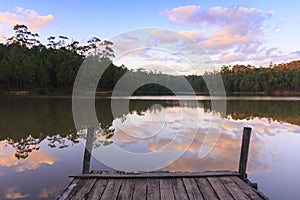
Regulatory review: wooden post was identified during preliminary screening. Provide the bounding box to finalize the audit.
[82,127,94,174]
[238,127,252,180]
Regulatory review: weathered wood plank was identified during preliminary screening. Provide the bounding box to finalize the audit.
[160,178,175,200]
[71,178,97,200]
[171,178,189,200]
[82,127,94,174]
[231,176,266,200]
[182,178,204,200]
[207,177,234,200]
[219,177,250,200]
[60,171,267,200]
[57,178,82,200]
[147,178,160,200]
[100,179,123,200]
[117,179,135,200]
[85,179,108,200]
[239,127,252,180]
[195,178,219,200]
[70,171,239,179]
[132,179,147,200]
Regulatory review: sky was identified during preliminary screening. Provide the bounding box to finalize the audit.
[0,0,300,74]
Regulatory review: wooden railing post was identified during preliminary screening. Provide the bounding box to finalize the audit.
[238,127,252,180]
[82,127,94,174]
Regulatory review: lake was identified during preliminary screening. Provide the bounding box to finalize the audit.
[0,95,299,199]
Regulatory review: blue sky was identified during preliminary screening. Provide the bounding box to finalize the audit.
[0,0,300,74]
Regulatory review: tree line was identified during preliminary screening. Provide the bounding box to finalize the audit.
[0,24,299,95]
[0,24,122,93]
[220,61,300,94]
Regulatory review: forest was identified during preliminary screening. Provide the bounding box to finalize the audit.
[0,24,299,95]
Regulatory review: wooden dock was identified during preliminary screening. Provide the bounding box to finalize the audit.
[58,127,269,199]
[58,171,268,200]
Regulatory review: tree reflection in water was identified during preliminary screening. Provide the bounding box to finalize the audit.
[4,125,116,161]
[7,135,41,159]
[2,98,300,162]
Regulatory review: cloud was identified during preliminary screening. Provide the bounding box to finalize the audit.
[246,48,300,66]
[0,6,54,33]
[5,187,29,199]
[161,5,201,25]
[161,5,287,66]
[39,186,64,199]
[112,34,140,54]
[0,32,5,43]
[179,30,206,42]
[0,145,57,172]
[274,28,281,33]
[218,52,248,63]
[166,6,266,51]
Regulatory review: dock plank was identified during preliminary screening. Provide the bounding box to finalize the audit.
[117,179,135,200]
[182,178,204,200]
[70,171,239,179]
[147,178,160,200]
[86,178,108,200]
[160,178,175,200]
[100,179,123,200]
[71,178,97,200]
[59,171,267,200]
[58,178,82,200]
[219,176,250,200]
[132,179,147,200]
[231,176,267,200]
[171,178,189,200]
[195,178,219,200]
[207,177,234,200]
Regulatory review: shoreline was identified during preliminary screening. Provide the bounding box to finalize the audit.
[2,90,300,97]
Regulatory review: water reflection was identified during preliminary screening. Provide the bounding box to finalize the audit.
[0,96,300,199]
[0,142,57,172]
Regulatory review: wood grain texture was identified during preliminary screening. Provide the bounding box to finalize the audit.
[182,178,204,200]
[207,177,234,200]
[59,171,267,200]
[219,176,250,200]
[171,178,189,200]
[147,178,160,200]
[195,178,219,200]
[160,178,175,200]
[132,179,147,200]
[100,179,123,200]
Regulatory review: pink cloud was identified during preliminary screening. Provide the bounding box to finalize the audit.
[218,52,248,63]
[179,30,205,42]
[162,5,200,25]
[0,6,54,33]
[5,187,29,199]
[162,5,276,65]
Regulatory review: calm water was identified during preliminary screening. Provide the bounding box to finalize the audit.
[0,96,300,199]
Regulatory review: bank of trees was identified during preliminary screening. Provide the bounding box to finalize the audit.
[0,24,120,93]
[0,24,299,94]
[220,62,300,93]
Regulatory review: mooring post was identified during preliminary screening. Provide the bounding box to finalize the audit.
[82,127,94,174]
[238,127,252,180]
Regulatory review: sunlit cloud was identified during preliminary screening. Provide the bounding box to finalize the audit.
[0,145,57,172]
[161,5,201,25]
[0,6,54,32]
[108,106,296,173]
[218,52,248,63]
[0,6,54,42]
[162,6,267,52]
[38,185,64,199]
[161,5,299,67]
[5,187,29,199]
